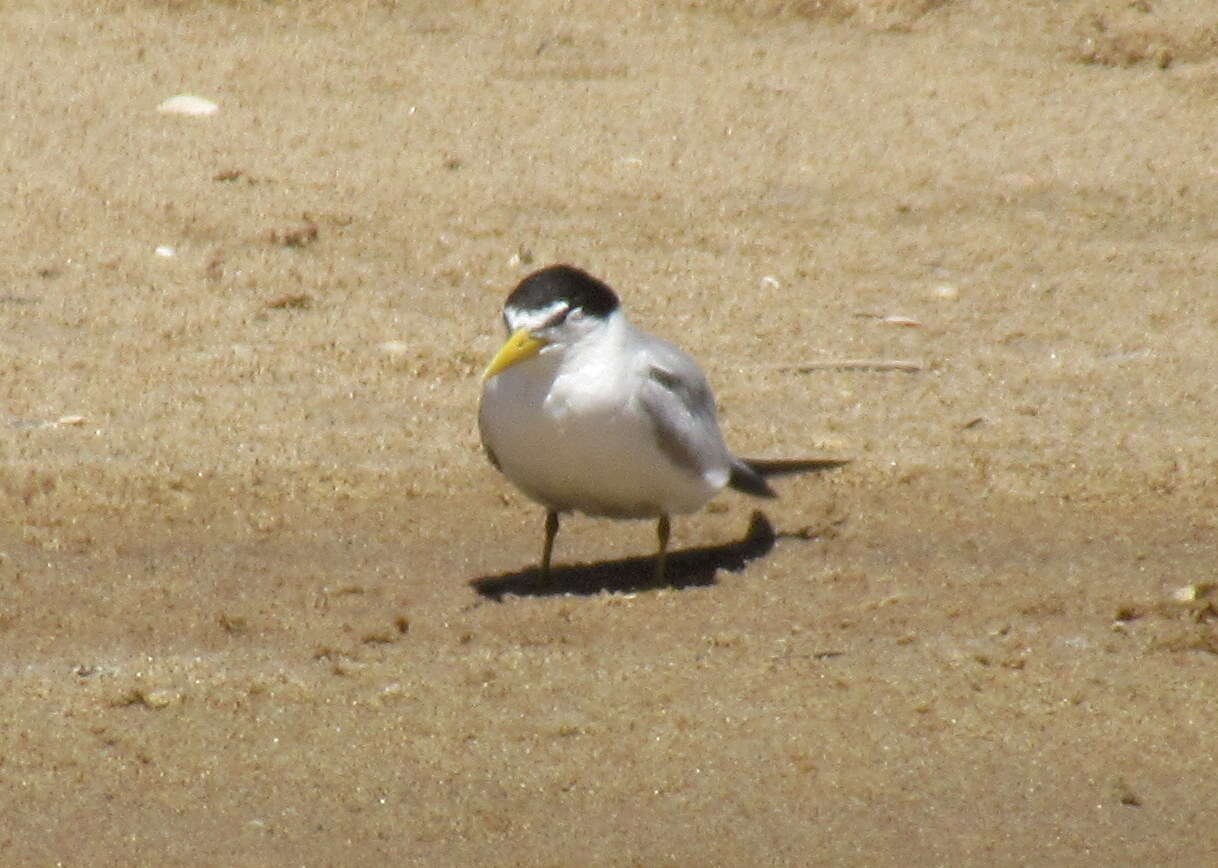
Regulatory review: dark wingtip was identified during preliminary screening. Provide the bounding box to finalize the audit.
[729,457,850,498]
[728,459,777,499]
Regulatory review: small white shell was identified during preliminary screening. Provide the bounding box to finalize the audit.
[157,94,219,116]
[1171,583,1215,602]
[154,245,176,257]
[140,688,182,708]
[377,341,411,357]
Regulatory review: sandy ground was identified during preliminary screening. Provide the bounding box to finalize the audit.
[2,0,1218,864]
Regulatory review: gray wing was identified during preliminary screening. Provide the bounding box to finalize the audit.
[635,334,732,484]
[476,398,502,472]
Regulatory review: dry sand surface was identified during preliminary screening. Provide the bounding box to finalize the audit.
[3,0,1218,864]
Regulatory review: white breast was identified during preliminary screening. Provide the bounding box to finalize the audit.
[479,319,725,518]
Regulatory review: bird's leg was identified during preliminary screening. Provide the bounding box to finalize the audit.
[654,514,671,584]
[540,510,559,582]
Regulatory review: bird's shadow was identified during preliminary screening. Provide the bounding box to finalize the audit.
[471,510,790,600]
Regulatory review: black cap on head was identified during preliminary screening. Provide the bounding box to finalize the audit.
[506,265,620,318]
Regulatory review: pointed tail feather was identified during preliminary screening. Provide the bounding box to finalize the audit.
[728,457,850,499]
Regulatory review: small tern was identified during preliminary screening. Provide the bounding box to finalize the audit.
[479,264,842,584]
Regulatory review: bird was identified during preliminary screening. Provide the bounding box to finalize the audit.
[478,264,844,585]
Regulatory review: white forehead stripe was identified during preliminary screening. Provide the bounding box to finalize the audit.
[504,299,571,332]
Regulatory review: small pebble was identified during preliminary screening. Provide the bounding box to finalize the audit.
[1110,777,1142,807]
[932,284,959,300]
[157,94,218,116]
[155,245,176,258]
[507,247,534,267]
[265,293,311,310]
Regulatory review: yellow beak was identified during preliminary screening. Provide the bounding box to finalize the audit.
[483,328,545,381]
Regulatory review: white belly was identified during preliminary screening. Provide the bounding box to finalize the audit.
[479,357,723,518]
